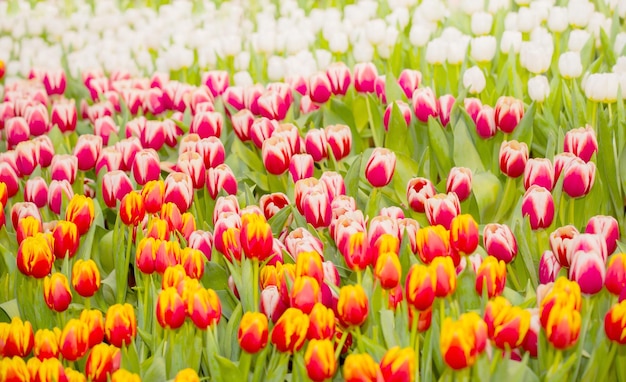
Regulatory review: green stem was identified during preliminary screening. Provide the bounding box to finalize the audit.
[117,226,133,304]
[334,330,349,360]
[494,176,517,222]
[353,326,366,354]
[356,270,363,286]
[410,308,420,349]
[253,258,260,311]
[239,351,252,380]
[506,264,521,291]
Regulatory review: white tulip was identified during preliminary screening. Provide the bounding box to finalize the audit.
[462,0,485,15]
[488,0,510,14]
[568,29,591,52]
[233,71,254,88]
[463,66,486,94]
[527,75,550,102]
[516,7,538,33]
[547,6,568,33]
[583,73,618,103]
[504,12,518,31]
[558,51,583,79]
[353,40,374,63]
[386,8,410,29]
[471,12,493,35]
[329,32,349,54]
[519,42,552,74]
[235,51,251,72]
[568,0,595,28]
[267,56,286,81]
[409,24,432,47]
[470,36,497,63]
[613,57,626,75]
[426,38,447,65]
[365,19,387,45]
[419,0,447,22]
[500,31,522,54]
[447,37,470,65]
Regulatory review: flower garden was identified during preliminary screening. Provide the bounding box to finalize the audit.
[1,0,626,380]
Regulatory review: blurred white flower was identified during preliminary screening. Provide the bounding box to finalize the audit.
[568,0,595,28]
[583,72,618,103]
[517,7,538,33]
[613,57,626,75]
[409,24,432,47]
[568,29,591,52]
[559,51,583,79]
[267,56,286,81]
[504,12,518,31]
[519,42,552,74]
[329,32,349,54]
[353,39,374,63]
[235,52,251,72]
[488,0,511,14]
[528,75,550,102]
[315,49,332,70]
[462,0,485,14]
[419,0,447,22]
[233,71,254,87]
[365,18,387,45]
[470,36,497,63]
[547,6,568,33]
[426,38,447,65]
[471,12,493,36]
[500,30,522,54]
[386,7,410,29]
[463,66,486,94]
[221,35,242,57]
[447,37,470,65]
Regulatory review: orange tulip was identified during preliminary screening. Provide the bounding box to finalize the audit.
[238,311,269,354]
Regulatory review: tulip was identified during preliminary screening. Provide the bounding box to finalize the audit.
[164,171,194,212]
[237,311,269,353]
[5,117,30,149]
[492,305,531,350]
[35,358,69,382]
[43,272,72,312]
[586,215,620,255]
[337,284,369,327]
[24,176,48,208]
[405,264,436,311]
[569,250,606,294]
[206,164,238,199]
[425,193,460,230]
[353,62,377,93]
[141,179,165,215]
[17,234,54,278]
[51,101,78,133]
[397,69,422,98]
[494,96,524,133]
[15,141,39,176]
[72,134,102,172]
[542,300,581,349]
[524,157,554,191]
[202,70,229,97]
[190,110,223,138]
[104,303,137,348]
[34,328,61,360]
[60,318,90,361]
[72,259,101,298]
[308,72,333,104]
[383,101,412,131]
[527,75,550,102]
[449,214,479,255]
[85,343,117,382]
[440,315,481,370]
[564,125,598,162]
[365,148,396,187]
[379,347,416,382]
[271,307,309,353]
[111,369,141,382]
[412,87,439,123]
[605,300,626,344]
[304,128,328,162]
[80,309,105,348]
[463,66,486,95]
[325,124,352,161]
[445,167,472,202]
[406,177,436,213]
[375,251,402,290]
[302,188,332,229]
[177,151,206,189]
[438,94,455,128]
[430,256,457,298]
[483,223,517,264]
[156,287,186,330]
[606,254,626,295]
[101,170,134,209]
[51,154,78,184]
[174,368,201,382]
[521,185,555,230]
[132,149,161,186]
[416,225,451,265]
[305,339,337,382]
[548,225,579,267]
[539,250,562,284]
[187,287,221,329]
[3,317,35,357]
[326,62,351,96]
[262,135,292,175]
[475,256,507,298]
[562,158,595,198]
[343,353,382,382]
[499,140,529,178]
[24,103,49,136]
[343,231,371,271]
[16,215,42,244]
[65,194,95,235]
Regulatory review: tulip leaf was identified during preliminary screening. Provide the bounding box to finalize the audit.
[0,299,19,322]
[384,70,404,104]
[385,101,410,157]
[470,172,501,223]
[141,355,167,382]
[452,112,485,172]
[268,205,293,236]
[221,304,242,360]
[421,321,434,382]
[380,309,398,348]
[367,94,385,148]
[122,341,142,374]
[510,101,535,148]
[427,117,452,178]
[231,139,264,174]
[343,153,364,198]
[352,95,369,133]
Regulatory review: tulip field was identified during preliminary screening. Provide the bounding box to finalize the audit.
[2,0,626,380]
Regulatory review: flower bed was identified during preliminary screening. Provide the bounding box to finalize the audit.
[0,0,626,381]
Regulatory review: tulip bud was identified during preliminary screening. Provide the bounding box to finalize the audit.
[539,250,562,284]
[164,172,194,213]
[450,214,479,255]
[425,193,460,230]
[60,318,90,361]
[111,369,141,382]
[406,177,436,213]
[72,259,101,298]
[65,194,95,235]
[85,343,118,382]
[562,157,595,198]
[353,62,377,93]
[51,154,78,184]
[405,264,436,311]
[186,287,222,329]
[440,313,486,370]
[365,148,396,187]
[190,111,223,138]
[430,256,457,298]
[132,149,161,186]
[605,300,626,344]
[569,249,606,295]
[308,72,333,104]
[416,225,451,265]
[304,339,337,382]
[412,87,439,123]
[397,69,422,98]
[237,311,269,354]
[326,62,351,96]
[499,140,529,178]
[585,215,619,255]
[155,287,186,330]
[527,75,550,102]
[380,347,416,382]
[383,101,412,131]
[563,125,598,162]
[446,167,472,202]
[337,284,369,327]
[462,66,486,95]
[521,185,555,230]
[79,309,105,348]
[542,299,581,349]
[17,233,54,278]
[34,328,61,360]
[374,251,402,290]
[475,256,507,298]
[271,307,309,353]
[325,124,352,161]
[524,158,555,191]
[104,303,137,348]
[206,164,238,199]
[4,317,35,357]
[494,96,524,133]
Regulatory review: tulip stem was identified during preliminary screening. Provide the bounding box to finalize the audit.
[494,176,517,222]
[410,308,419,349]
[506,264,521,291]
[334,330,348,360]
[356,270,363,286]
[252,259,259,311]
[239,351,252,381]
[353,326,366,354]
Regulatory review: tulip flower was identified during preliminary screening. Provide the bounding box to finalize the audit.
[412,87,439,123]
[271,308,310,353]
[521,185,555,230]
[17,233,54,278]
[430,256,457,298]
[156,287,186,330]
[325,124,352,161]
[483,223,518,263]
[34,328,61,360]
[605,300,626,344]
[343,353,382,382]
[499,140,529,178]
[539,250,562,284]
[104,303,137,348]
[304,339,337,382]
[379,346,416,382]
[337,284,369,327]
[475,256,507,298]
[416,225,451,265]
[51,154,78,184]
[562,157,595,198]
[365,148,396,188]
[60,318,90,361]
[375,251,402,290]
[446,167,472,202]
[450,214,479,255]
[405,264,436,311]
[307,303,335,341]
[425,193,461,229]
[85,343,118,382]
[262,135,292,175]
[440,313,487,370]
[383,101,412,131]
[569,250,606,295]
[397,69,422,98]
[174,368,201,382]
[353,62,377,93]
[3,317,34,357]
[524,158,555,191]
[24,176,48,208]
[406,177,437,213]
[564,125,598,162]
[585,215,620,255]
[80,309,105,348]
[606,254,626,295]
[206,164,238,199]
[43,272,72,312]
[73,134,103,171]
[111,369,141,382]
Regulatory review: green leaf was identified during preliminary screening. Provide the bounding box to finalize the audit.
[385,102,410,157]
[471,172,501,223]
[366,94,385,148]
[268,205,293,236]
[510,101,535,148]
[215,355,243,380]
[344,154,364,198]
[384,70,404,103]
[142,355,167,382]
[0,299,19,322]
[427,117,451,177]
[380,309,398,348]
[452,113,485,172]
